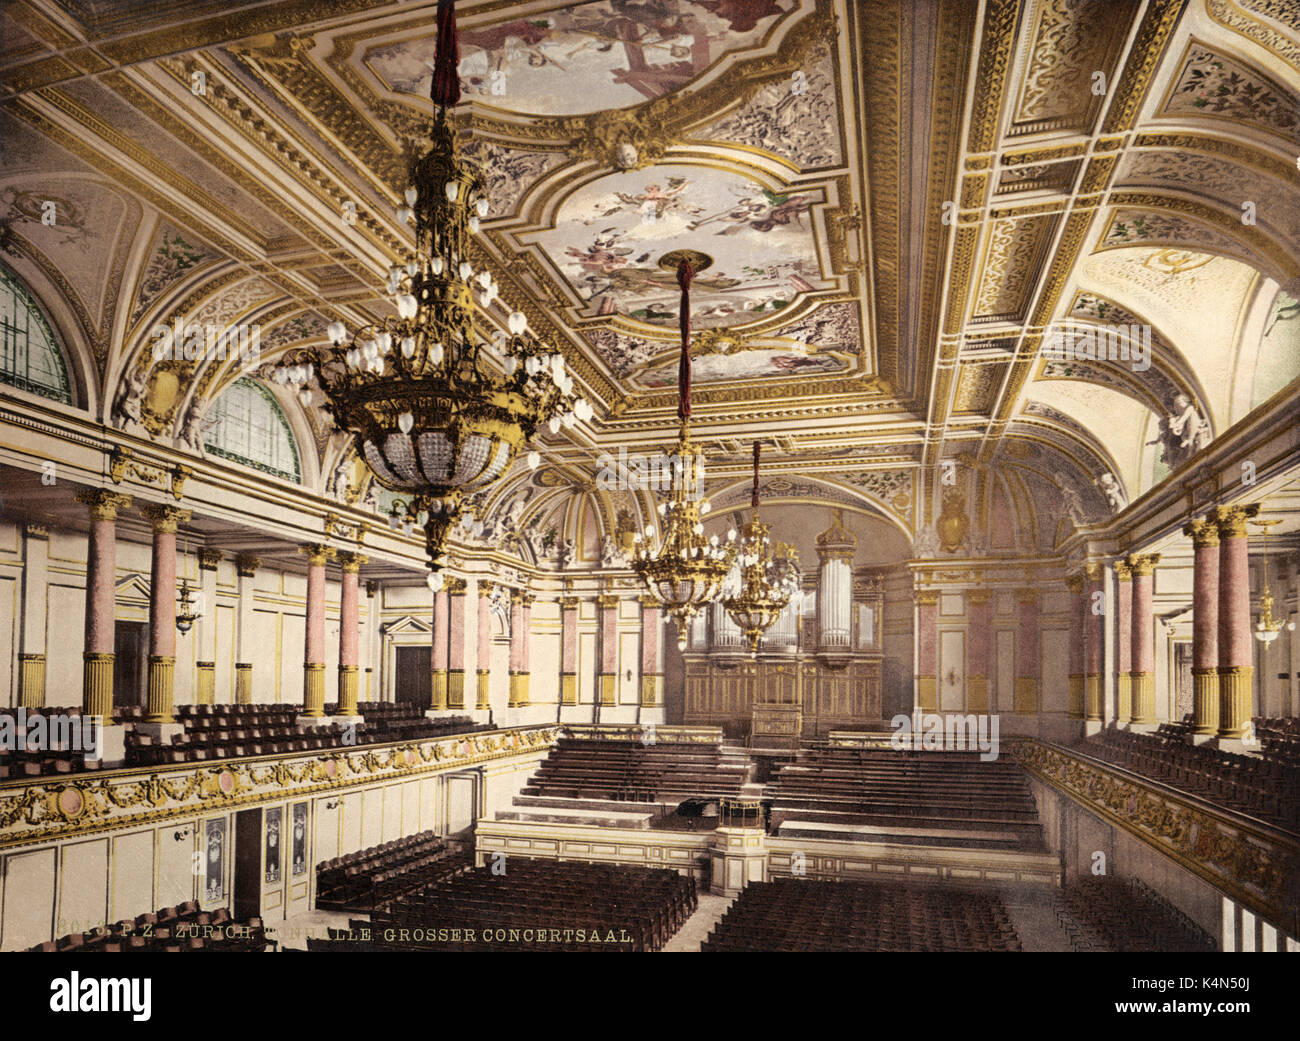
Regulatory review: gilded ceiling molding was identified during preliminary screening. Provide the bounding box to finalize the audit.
[1107,190,1300,282]
[1008,0,1141,138]
[1205,0,1300,75]
[967,0,1021,153]
[1100,0,1190,136]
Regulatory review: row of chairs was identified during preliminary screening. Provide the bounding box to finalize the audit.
[522,737,754,802]
[703,877,1022,952]
[311,859,697,952]
[316,831,465,910]
[1053,875,1215,952]
[1091,727,1299,830]
[27,902,274,953]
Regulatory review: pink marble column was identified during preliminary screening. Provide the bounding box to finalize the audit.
[559,596,579,706]
[77,490,132,719]
[1214,504,1259,738]
[916,591,938,711]
[1066,575,1084,719]
[337,552,366,716]
[1128,553,1161,724]
[431,588,449,711]
[446,578,467,709]
[1016,591,1040,714]
[1114,562,1132,724]
[966,591,990,713]
[1183,518,1220,735]
[144,504,191,724]
[476,581,493,710]
[508,591,532,707]
[598,594,619,707]
[640,597,662,708]
[1083,563,1104,721]
[300,544,334,718]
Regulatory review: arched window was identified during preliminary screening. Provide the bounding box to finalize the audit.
[0,264,72,402]
[203,377,301,482]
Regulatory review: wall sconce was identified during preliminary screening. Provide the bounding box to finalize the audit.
[173,827,191,841]
[325,800,340,810]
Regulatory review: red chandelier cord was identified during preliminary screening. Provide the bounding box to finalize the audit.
[677,258,694,424]
[431,0,461,109]
[752,441,761,509]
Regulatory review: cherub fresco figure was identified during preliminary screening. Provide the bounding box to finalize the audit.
[1097,473,1126,512]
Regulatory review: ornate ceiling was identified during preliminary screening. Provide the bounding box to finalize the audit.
[1,0,1297,558]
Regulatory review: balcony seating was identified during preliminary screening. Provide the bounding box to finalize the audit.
[1090,723,1300,832]
[702,878,1022,952]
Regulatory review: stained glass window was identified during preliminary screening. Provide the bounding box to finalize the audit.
[203,377,301,482]
[0,265,71,402]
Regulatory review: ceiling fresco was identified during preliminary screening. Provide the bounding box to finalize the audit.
[0,0,1298,556]
[365,0,801,116]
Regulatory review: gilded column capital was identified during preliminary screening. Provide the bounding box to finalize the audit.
[234,553,261,577]
[477,580,495,599]
[559,595,581,610]
[510,589,534,607]
[1182,517,1219,548]
[1083,561,1104,583]
[23,523,49,540]
[1211,503,1260,538]
[967,589,991,605]
[1114,560,1132,581]
[336,551,369,573]
[197,547,223,572]
[299,543,336,567]
[596,593,621,609]
[1065,575,1084,594]
[75,488,133,520]
[1126,552,1162,576]
[1018,590,1040,606]
[637,595,661,609]
[914,590,939,606]
[445,576,468,595]
[141,503,192,533]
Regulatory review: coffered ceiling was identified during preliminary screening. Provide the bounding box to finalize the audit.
[1,0,1297,556]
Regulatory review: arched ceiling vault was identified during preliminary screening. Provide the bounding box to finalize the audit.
[1,0,1297,550]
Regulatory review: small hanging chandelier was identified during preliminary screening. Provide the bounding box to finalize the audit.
[632,251,735,650]
[272,0,588,582]
[1252,518,1294,645]
[176,542,202,634]
[722,441,801,656]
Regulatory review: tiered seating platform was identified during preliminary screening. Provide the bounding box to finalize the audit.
[767,746,1045,850]
[315,830,467,911]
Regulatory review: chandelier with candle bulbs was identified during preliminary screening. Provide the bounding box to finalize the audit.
[1251,518,1295,645]
[632,251,736,650]
[271,0,589,583]
[722,441,801,655]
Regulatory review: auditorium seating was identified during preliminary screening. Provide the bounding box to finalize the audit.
[1089,723,1299,831]
[702,878,1022,952]
[767,746,1045,849]
[308,859,696,952]
[0,707,99,778]
[1052,875,1215,953]
[27,902,274,952]
[315,831,467,910]
[520,735,755,803]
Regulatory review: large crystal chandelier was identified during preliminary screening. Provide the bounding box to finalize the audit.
[272,0,589,583]
[1252,518,1295,645]
[632,252,735,650]
[722,441,801,655]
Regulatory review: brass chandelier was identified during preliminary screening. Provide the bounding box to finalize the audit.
[722,441,801,655]
[632,252,736,650]
[272,0,588,584]
[1251,518,1295,645]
